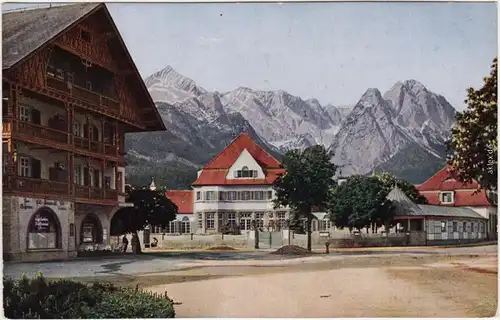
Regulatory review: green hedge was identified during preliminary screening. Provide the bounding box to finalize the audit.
[4,273,175,319]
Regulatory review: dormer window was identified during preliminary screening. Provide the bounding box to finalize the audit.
[236,166,258,178]
[439,191,454,204]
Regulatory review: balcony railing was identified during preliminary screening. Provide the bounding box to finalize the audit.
[17,120,68,144]
[46,75,120,112]
[3,176,68,195]
[4,175,119,202]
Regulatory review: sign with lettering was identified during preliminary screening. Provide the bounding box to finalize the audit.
[34,214,50,231]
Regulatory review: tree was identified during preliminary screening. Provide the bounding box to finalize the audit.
[372,172,428,204]
[328,175,394,232]
[447,57,498,200]
[273,145,338,251]
[111,185,178,253]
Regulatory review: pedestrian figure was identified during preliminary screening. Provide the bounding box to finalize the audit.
[122,235,129,253]
[131,233,139,254]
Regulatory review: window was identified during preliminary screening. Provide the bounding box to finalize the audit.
[19,105,31,122]
[92,169,100,188]
[277,211,287,229]
[241,191,250,200]
[197,213,203,229]
[239,212,252,231]
[74,165,82,185]
[219,191,226,201]
[104,176,111,189]
[236,166,258,178]
[81,29,91,42]
[452,222,458,232]
[206,213,215,229]
[19,157,30,177]
[267,191,273,200]
[228,191,237,201]
[439,192,454,204]
[181,216,191,234]
[196,191,201,201]
[205,191,215,201]
[73,122,80,136]
[28,209,60,249]
[254,191,264,200]
[227,213,236,225]
[481,223,485,233]
[69,223,75,237]
[463,221,467,232]
[255,212,264,228]
[440,221,447,233]
[320,219,332,231]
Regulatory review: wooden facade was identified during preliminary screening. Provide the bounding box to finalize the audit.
[2,4,164,207]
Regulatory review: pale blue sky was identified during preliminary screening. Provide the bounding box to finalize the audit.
[3,2,498,110]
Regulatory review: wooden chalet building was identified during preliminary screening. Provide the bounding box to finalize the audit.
[2,3,165,261]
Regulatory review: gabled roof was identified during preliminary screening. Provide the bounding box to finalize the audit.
[166,190,193,214]
[203,133,282,169]
[421,189,491,207]
[3,3,100,69]
[386,186,425,216]
[2,3,165,132]
[417,165,480,192]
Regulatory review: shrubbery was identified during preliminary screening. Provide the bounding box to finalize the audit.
[4,273,176,319]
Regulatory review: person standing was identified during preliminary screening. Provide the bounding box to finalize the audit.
[122,235,129,253]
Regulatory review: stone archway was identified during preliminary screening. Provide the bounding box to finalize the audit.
[80,213,104,245]
[27,206,62,250]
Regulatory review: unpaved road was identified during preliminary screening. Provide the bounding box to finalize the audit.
[149,255,498,318]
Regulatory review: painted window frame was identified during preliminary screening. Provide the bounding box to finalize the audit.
[19,156,31,177]
[19,104,32,122]
[439,191,454,204]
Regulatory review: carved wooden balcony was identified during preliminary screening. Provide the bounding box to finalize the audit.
[46,75,120,113]
[16,120,68,144]
[3,176,119,202]
[3,176,69,195]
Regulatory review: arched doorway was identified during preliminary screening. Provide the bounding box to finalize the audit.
[27,207,61,249]
[80,213,103,244]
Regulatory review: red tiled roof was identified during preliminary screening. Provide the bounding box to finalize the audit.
[420,190,491,207]
[416,165,491,207]
[416,165,481,192]
[203,133,282,169]
[193,168,286,186]
[165,190,194,214]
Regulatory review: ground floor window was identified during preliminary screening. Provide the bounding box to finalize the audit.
[197,213,203,229]
[440,221,447,233]
[276,211,287,229]
[28,209,60,249]
[319,219,331,231]
[206,213,215,230]
[239,212,252,231]
[255,212,264,229]
[181,217,191,234]
[227,213,236,226]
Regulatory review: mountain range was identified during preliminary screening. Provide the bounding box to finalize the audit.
[124,66,456,188]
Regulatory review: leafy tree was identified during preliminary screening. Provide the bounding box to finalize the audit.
[111,185,178,253]
[273,145,338,251]
[447,57,498,200]
[372,172,428,204]
[328,175,394,232]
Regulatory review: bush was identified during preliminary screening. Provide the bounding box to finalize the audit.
[4,273,175,319]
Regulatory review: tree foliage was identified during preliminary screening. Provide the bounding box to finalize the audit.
[328,175,394,231]
[110,185,178,236]
[447,57,498,195]
[372,172,428,204]
[273,145,338,251]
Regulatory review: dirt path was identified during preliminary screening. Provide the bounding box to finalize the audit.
[148,256,497,318]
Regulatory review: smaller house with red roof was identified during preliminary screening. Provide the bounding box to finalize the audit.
[160,133,291,235]
[416,165,497,240]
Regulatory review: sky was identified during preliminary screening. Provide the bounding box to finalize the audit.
[2,2,498,110]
